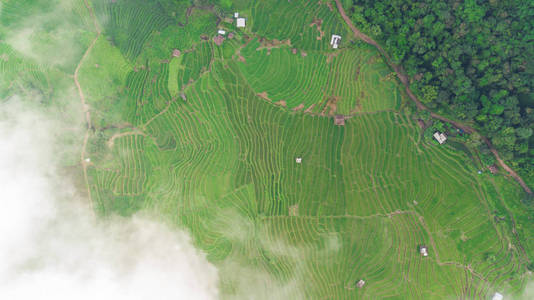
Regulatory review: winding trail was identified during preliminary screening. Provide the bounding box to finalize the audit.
[334,0,531,194]
[75,0,102,210]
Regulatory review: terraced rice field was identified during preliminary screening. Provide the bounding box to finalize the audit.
[2,0,533,299]
[239,39,399,114]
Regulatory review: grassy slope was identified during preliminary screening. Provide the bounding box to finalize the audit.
[2,0,530,299]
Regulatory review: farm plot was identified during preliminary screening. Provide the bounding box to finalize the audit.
[75,1,531,299]
[86,57,526,298]
[238,39,399,114]
[251,0,348,51]
[92,0,174,61]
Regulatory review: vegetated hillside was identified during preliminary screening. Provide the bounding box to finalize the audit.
[2,0,534,299]
[345,0,534,185]
[78,0,534,298]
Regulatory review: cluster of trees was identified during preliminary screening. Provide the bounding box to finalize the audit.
[347,0,534,183]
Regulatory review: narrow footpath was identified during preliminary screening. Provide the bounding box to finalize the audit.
[74,0,102,210]
[334,0,531,194]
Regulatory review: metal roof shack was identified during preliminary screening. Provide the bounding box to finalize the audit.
[236,18,246,28]
[330,34,341,49]
[356,279,365,288]
[419,245,428,257]
[334,114,345,126]
[433,132,447,144]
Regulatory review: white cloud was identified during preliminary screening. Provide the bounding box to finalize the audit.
[0,100,219,300]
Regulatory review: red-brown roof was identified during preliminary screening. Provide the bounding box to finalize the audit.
[334,115,345,126]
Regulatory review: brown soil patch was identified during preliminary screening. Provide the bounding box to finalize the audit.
[304,104,316,113]
[256,37,292,51]
[326,50,342,63]
[292,48,298,54]
[237,54,246,62]
[325,1,334,11]
[293,103,305,111]
[381,72,397,82]
[200,34,209,40]
[172,49,181,57]
[301,51,308,57]
[213,34,225,46]
[228,32,235,39]
[275,100,287,107]
[234,35,254,63]
[257,91,271,102]
[309,18,325,40]
[321,96,340,116]
[417,120,425,129]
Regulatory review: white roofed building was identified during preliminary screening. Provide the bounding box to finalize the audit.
[433,132,447,144]
[330,34,341,49]
[217,29,226,35]
[236,18,246,28]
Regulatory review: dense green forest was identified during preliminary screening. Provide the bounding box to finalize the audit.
[346,0,534,185]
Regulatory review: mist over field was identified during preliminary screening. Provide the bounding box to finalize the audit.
[0,100,219,300]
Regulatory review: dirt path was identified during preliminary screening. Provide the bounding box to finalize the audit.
[75,1,102,211]
[334,0,531,194]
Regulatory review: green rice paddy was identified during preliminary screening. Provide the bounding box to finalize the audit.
[2,0,534,299]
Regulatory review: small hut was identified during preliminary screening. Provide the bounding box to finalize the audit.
[419,245,428,257]
[334,114,345,126]
[433,132,447,144]
[330,34,341,49]
[356,279,365,288]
